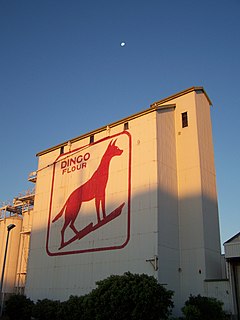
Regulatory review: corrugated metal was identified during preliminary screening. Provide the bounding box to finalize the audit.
[225,242,240,258]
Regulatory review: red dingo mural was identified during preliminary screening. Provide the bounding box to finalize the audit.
[52,139,124,249]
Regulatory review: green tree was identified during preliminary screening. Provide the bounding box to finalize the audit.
[84,272,174,320]
[182,294,228,320]
[32,298,61,320]
[58,295,86,320]
[4,294,34,320]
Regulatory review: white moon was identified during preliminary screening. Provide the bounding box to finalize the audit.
[120,42,126,47]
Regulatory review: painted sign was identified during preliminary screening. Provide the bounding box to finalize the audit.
[46,132,131,256]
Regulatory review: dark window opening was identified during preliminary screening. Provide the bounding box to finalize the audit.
[60,146,64,154]
[124,122,129,130]
[182,112,188,128]
[90,135,94,144]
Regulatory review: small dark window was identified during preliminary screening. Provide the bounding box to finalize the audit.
[124,122,129,130]
[60,146,64,154]
[182,112,188,128]
[90,135,94,144]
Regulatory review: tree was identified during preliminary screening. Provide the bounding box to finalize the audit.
[32,298,61,320]
[84,272,174,320]
[182,294,228,320]
[4,294,34,320]
[57,295,86,320]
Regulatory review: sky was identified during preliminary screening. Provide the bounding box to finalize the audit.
[0,0,239,245]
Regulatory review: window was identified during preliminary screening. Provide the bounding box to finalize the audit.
[60,146,64,154]
[90,135,94,144]
[182,112,188,128]
[124,122,129,130]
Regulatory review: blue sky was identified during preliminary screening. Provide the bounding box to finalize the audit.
[0,0,239,245]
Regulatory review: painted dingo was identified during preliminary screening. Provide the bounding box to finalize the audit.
[52,139,123,247]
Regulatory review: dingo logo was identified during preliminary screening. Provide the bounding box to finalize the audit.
[53,139,123,249]
[46,132,131,256]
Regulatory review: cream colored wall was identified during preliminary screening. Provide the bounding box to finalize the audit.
[156,107,180,306]
[195,93,222,279]
[25,148,60,299]
[25,112,159,301]
[0,217,22,294]
[25,89,223,315]
[175,92,207,299]
[159,90,222,304]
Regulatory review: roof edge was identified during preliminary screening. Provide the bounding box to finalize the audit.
[36,86,212,157]
[36,103,175,157]
[224,231,240,245]
[150,86,212,107]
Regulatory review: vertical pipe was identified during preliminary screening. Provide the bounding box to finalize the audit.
[0,224,15,317]
[0,230,10,316]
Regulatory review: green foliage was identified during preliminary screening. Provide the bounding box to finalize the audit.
[4,294,34,320]
[32,298,61,320]
[57,295,86,320]
[84,272,174,320]
[3,273,174,320]
[182,294,228,320]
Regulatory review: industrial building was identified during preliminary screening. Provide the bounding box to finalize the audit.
[0,87,238,317]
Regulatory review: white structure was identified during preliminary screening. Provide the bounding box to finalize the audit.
[0,217,22,296]
[224,233,240,317]
[1,87,235,316]
[0,194,34,310]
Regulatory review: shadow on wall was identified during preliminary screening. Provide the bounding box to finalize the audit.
[0,186,228,316]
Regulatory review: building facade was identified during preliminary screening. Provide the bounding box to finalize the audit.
[0,87,235,316]
[224,233,240,316]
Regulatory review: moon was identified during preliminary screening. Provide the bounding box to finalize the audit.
[120,42,126,47]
